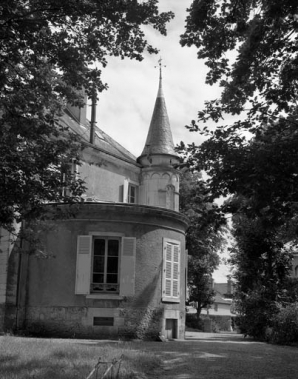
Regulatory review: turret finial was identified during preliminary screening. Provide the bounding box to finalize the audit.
[155,57,166,81]
[138,57,178,160]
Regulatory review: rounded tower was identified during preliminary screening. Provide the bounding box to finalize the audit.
[137,63,180,211]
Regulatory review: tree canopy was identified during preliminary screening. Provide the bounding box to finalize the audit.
[179,0,298,242]
[181,0,298,126]
[179,0,298,338]
[179,171,226,317]
[0,0,174,232]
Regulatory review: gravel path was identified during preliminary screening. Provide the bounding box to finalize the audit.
[136,331,298,379]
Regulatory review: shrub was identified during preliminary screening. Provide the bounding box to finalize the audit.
[270,303,298,345]
[185,313,203,330]
[234,289,279,340]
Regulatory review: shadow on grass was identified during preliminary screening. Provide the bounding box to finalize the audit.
[185,332,259,344]
[0,336,160,379]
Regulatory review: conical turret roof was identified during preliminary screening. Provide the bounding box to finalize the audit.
[139,67,177,158]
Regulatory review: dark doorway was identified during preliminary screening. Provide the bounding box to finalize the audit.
[165,318,177,339]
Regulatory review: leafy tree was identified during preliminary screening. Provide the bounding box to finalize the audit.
[0,0,174,234]
[181,0,298,129]
[179,0,298,206]
[179,171,226,318]
[179,0,298,338]
[229,211,295,338]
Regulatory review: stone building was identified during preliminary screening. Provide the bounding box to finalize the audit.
[0,70,188,340]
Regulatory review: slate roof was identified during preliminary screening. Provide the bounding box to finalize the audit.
[59,108,138,165]
[214,283,233,305]
[139,74,178,158]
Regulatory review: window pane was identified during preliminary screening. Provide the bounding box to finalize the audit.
[107,256,118,274]
[129,185,137,203]
[108,239,119,256]
[93,256,104,272]
[93,317,114,326]
[106,274,118,284]
[129,185,136,203]
[93,273,104,283]
[91,237,120,293]
[94,239,105,256]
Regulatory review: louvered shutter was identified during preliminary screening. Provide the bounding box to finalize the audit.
[172,245,179,297]
[120,237,136,296]
[162,238,180,302]
[75,235,92,294]
[165,243,173,297]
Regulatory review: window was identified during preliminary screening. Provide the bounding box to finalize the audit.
[120,179,138,203]
[91,237,120,293]
[295,265,298,277]
[61,159,79,197]
[165,184,175,210]
[162,238,181,303]
[75,235,136,297]
[128,184,137,203]
[93,317,114,326]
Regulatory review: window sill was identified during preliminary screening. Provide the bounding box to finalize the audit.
[162,297,180,303]
[86,294,124,300]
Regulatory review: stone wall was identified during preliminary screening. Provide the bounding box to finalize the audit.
[23,305,169,340]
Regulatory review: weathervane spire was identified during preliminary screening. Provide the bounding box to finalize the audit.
[137,55,177,160]
[155,57,166,97]
[155,56,166,80]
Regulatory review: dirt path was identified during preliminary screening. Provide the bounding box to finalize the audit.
[137,332,298,379]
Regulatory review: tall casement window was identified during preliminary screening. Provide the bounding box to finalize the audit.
[60,159,79,197]
[75,235,136,297]
[120,179,138,203]
[162,238,181,303]
[128,184,137,203]
[92,237,120,293]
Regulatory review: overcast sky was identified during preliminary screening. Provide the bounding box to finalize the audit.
[95,0,230,281]
[96,0,223,156]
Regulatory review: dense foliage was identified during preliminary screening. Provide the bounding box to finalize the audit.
[229,212,296,339]
[270,302,298,344]
[0,0,173,233]
[179,0,298,340]
[179,171,226,317]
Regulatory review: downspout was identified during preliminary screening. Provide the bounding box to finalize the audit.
[15,221,28,331]
[89,87,97,145]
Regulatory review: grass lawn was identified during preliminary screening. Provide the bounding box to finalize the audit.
[0,336,162,379]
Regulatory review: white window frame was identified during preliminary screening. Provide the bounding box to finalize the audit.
[162,238,181,303]
[91,236,121,294]
[123,178,139,203]
[75,233,136,298]
[128,183,138,204]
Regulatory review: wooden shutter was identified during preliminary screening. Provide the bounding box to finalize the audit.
[120,237,136,296]
[123,179,129,203]
[162,238,180,302]
[75,235,92,294]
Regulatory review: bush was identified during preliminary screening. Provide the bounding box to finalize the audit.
[270,303,298,345]
[234,289,279,340]
[185,313,203,330]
